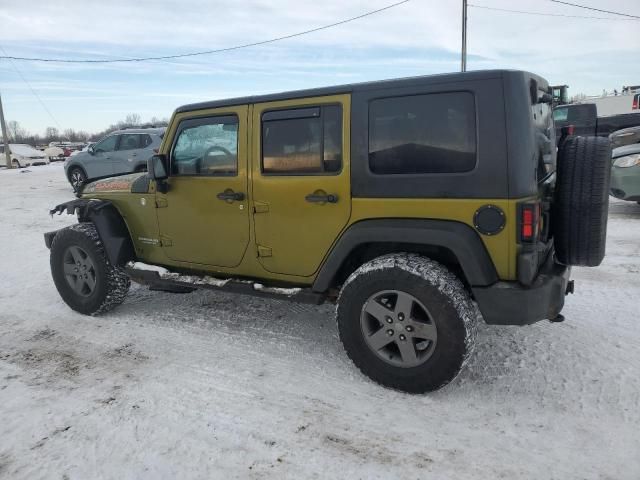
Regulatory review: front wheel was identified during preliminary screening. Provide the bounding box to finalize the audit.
[12,159,21,168]
[50,223,130,315]
[336,253,477,393]
[68,167,87,191]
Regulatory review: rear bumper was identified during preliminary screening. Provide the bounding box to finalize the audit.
[472,258,571,326]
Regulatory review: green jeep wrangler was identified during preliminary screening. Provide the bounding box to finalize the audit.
[46,70,612,393]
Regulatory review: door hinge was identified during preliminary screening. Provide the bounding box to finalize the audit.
[155,198,168,208]
[253,202,269,214]
[257,245,272,257]
[160,235,173,247]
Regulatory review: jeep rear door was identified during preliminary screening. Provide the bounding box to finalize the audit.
[155,106,250,267]
[251,95,351,277]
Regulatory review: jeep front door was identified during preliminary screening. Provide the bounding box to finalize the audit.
[155,106,250,267]
[251,96,351,277]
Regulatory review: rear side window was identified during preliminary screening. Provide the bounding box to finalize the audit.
[141,134,153,148]
[555,105,594,123]
[118,134,141,151]
[368,92,477,175]
[553,108,568,122]
[117,134,153,150]
[261,105,342,175]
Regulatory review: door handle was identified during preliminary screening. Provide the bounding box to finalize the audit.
[217,189,245,202]
[305,192,338,204]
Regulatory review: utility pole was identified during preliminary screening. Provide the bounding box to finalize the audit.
[461,0,468,72]
[0,92,12,169]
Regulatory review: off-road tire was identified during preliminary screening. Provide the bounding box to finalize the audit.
[336,253,478,393]
[553,136,612,266]
[50,222,130,315]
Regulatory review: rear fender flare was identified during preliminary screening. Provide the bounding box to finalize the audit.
[312,219,499,292]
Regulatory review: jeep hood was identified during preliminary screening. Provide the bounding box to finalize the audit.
[81,173,147,195]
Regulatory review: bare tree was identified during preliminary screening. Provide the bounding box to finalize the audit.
[124,113,141,127]
[63,128,76,141]
[45,127,59,143]
[148,116,169,127]
[7,120,26,142]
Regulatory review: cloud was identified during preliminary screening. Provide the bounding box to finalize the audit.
[0,0,638,133]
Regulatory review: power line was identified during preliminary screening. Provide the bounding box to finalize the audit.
[549,0,640,19]
[469,3,639,20]
[0,45,62,129]
[0,0,410,64]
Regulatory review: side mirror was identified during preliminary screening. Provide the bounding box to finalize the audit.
[148,154,169,193]
[88,145,95,155]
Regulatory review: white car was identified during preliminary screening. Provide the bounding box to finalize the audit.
[0,144,49,168]
[44,146,66,162]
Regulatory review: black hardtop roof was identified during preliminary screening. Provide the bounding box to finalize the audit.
[175,69,544,114]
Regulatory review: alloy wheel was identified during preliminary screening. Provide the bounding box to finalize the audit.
[70,170,85,189]
[360,290,438,368]
[63,245,97,296]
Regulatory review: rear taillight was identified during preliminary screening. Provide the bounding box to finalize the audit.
[520,203,541,243]
[633,95,639,110]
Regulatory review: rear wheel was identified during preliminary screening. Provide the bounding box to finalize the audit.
[50,223,130,315]
[68,167,87,191]
[553,136,612,266]
[336,253,477,393]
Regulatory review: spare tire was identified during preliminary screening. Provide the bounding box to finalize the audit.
[553,135,612,267]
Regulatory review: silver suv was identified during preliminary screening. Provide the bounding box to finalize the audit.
[64,127,165,190]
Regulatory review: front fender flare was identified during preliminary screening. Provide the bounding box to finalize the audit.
[47,199,136,266]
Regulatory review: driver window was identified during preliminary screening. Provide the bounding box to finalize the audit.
[172,115,238,176]
[94,135,118,153]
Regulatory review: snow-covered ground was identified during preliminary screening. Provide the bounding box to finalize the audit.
[0,163,638,479]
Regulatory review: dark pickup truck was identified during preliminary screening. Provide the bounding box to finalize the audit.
[553,103,640,141]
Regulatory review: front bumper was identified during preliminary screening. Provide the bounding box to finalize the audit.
[472,257,571,326]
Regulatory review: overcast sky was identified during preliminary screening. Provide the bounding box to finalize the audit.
[0,0,638,135]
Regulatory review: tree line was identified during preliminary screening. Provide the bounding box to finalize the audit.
[2,113,169,146]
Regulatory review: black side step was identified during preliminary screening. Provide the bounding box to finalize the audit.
[125,267,328,305]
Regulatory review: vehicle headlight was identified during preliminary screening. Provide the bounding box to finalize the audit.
[613,154,640,168]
